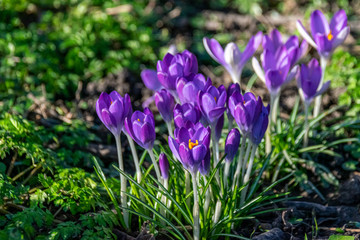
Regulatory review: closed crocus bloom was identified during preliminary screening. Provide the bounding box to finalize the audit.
[229,91,262,136]
[176,73,212,104]
[297,9,349,59]
[250,105,270,145]
[155,89,175,123]
[96,91,131,136]
[159,153,170,180]
[225,128,241,162]
[141,69,162,91]
[226,83,241,123]
[173,103,201,129]
[263,29,308,68]
[168,122,211,173]
[198,84,227,125]
[157,50,198,91]
[124,108,156,150]
[214,114,224,141]
[203,32,263,84]
[297,59,330,105]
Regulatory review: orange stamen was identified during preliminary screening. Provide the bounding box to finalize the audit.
[327,30,333,41]
[188,139,199,150]
[137,119,140,122]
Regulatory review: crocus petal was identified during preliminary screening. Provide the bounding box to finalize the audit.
[224,42,241,72]
[310,10,330,36]
[179,143,193,170]
[191,144,206,165]
[201,93,216,115]
[203,37,226,66]
[314,81,331,98]
[140,122,155,149]
[101,109,117,135]
[265,70,283,92]
[208,107,226,121]
[141,69,162,91]
[332,26,349,49]
[284,65,299,85]
[330,9,348,36]
[252,57,266,83]
[168,136,180,162]
[239,31,263,69]
[296,20,317,48]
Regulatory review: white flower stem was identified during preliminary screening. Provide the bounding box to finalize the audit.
[160,178,169,218]
[213,200,222,224]
[240,145,257,206]
[203,177,211,220]
[125,133,142,184]
[166,121,174,138]
[241,141,253,183]
[313,56,328,118]
[115,135,129,229]
[147,149,162,184]
[223,160,231,189]
[192,173,200,240]
[232,136,247,191]
[303,103,310,148]
[228,117,233,133]
[211,128,220,185]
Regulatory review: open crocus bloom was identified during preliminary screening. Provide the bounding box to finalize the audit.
[263,29,308,68]
[296,9,349,59]
[96,91,132,136]
[297,58,330,105]
[203,32,262,84]
[173,103,201,129]
[168,122,211,174]
[157,50,198,91]
[124,108,156,150]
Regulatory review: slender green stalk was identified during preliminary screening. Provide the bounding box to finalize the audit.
[266,93,279,155]
[223,160,231,189]
[125,133,142,184]
[166,121,174,138]
[303,103,310,148]
[192,173,200,240]
[240,145,257,206]
[147,149,162,184]
[313,56,328,118]
[185,170,191,207]
[115,135,129,229]
[232,136,247,191]
[228,118,233,133]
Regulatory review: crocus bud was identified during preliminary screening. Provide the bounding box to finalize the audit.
[250,105,270,145]
[297,58,330,105]
[124,108,156,150]
[225,128,241,162]
[159,153,170,180]
[96,91,131,136]
[155,89,175,123]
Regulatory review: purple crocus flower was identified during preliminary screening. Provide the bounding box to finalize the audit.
[155,89,175,123]
[197,84,227,126]
[199,151,211,175]
[168,122,211,174]
[203,32,263,84]
[96,91,132,136]
[250,105,270,145]
[157,50,198,91]
[263,29,308,68]
[173,103,201,129]
[297,58,330,105]
[124,108,156,150]
[297,9,349,59]
[159,153,170,180]
[141,69,162,91]
[225,128,241,162]
[176,73,212,104]
[228,91,263,137]
[226,83,241,124]
[214,114,224,141]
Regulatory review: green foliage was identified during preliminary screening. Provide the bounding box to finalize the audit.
[0,206,53,239]
[0,0,162,100]
[328,236,355,240]
[32,168,101,214]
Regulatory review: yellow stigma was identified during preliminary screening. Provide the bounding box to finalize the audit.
[188,139,199,150]
[327,30,333,41]
[137,118,140,122]
[243,100,246,104]
[214,97,217,102]
[110,101,113,105]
